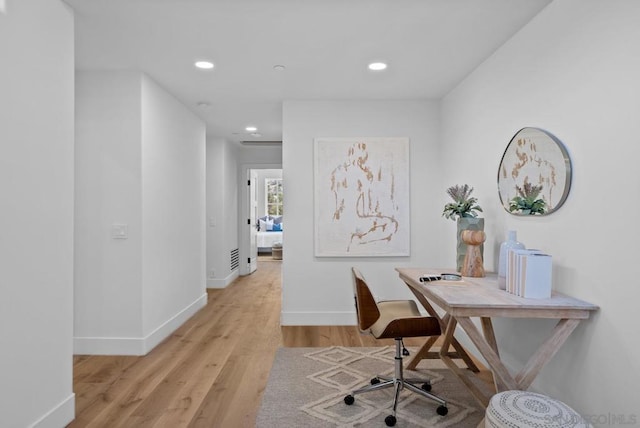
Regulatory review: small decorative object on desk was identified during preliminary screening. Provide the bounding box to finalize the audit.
[498,230,525,290]
[460,230,486,277]
[442,184,483,272]
[505,248,552,298]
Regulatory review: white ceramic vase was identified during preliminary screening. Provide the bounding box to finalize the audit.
[498,230,525,290]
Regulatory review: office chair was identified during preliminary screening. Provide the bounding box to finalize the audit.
[344,268,448,427]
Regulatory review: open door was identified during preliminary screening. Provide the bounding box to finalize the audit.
[247,170,258,274]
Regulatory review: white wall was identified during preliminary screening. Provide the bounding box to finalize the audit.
[206,138,240,287]
[224,141,239,273]
[238,144,282,165]
[75,71,206,355]
[75,72,144,341]
[206,138,225,286]
[0,0,76,426]
[281,100,444,325]
[440,0,640,420]
[140,75,206,341]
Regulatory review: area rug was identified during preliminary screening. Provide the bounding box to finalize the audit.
[256,346,490,427]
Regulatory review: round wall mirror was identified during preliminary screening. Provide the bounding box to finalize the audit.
[498,127,571,216]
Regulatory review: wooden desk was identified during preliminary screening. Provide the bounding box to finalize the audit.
[396,267,598,407]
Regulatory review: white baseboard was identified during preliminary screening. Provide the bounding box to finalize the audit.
[207,269,239,288]
[74,293,207,356]
[30,393,75,428]
[280,311,356,325]
[143,293,207,353]
[73,336,146,356]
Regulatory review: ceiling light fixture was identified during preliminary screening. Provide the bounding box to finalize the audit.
[273,65,286,71]
[194,60,214,69]
[196,101,211,108]
[245,126,257,132]
[368,62,388,71]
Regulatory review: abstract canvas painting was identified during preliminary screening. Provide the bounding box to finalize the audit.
[314,137,410,257]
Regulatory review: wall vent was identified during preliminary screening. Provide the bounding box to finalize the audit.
[230,248,239,271]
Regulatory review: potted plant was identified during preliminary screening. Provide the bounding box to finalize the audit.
[509,182,546,215]
[443,184,484,272]
[442,184,483,220]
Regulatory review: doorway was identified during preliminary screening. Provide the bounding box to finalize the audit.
[239,164,282,275]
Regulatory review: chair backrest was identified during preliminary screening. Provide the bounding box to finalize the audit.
[351,267,380,331]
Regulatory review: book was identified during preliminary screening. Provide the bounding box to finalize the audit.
[506,249,552,299]
[519,252,552,299]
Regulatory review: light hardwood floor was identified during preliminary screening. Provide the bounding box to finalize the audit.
[70,260,487,427]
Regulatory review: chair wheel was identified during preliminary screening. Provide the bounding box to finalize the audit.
[370,377,380,385]
[385,415,397,426]
[437,405,448,416]
[344,395,354,405]
[421,382,431,392]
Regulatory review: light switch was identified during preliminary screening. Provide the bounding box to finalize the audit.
[208,216,216,227]
[112,224,128,239]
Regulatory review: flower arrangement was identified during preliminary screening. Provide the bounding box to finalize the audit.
[509,181,546,215]
[442,184,483,221]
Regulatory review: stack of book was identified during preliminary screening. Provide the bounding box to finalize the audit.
[505,249,552,299]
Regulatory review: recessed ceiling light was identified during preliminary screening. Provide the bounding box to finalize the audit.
[245,126,257,132]
[194,61,214,69]
[196,101,211,108]
[273,65,286,71]
[368,62,388,71]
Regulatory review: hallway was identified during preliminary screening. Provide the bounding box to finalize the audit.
[70,261,433,427]
[71,261,283,427]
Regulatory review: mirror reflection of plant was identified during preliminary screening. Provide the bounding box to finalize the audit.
[442,184,483,220]
[509,181,546,215]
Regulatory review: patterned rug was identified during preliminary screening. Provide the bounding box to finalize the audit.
[256,346,490,427]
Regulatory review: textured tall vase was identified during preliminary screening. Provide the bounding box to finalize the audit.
[456,217,484,272]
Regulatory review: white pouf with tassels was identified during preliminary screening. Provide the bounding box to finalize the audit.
[485,390,591,428]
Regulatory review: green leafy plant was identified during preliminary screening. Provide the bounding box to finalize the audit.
[509,182,546,215]
[442,184,483,221]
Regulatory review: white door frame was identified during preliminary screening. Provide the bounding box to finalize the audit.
[239,163,282,276]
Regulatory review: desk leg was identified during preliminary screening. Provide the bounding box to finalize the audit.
[407,335,438,370]
[406,319,480,372]
[481,317,499,358]
[479,317,505,392]
[515,318,580,390]
[442,313,481,372]
[408,287,442,321]
[406,286,480,372]
[456,317,518,392]
[440,317,491,407]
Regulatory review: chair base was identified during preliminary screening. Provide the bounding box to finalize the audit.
[344,338,447,426]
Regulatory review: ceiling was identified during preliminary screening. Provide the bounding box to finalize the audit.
[66,0,551,144]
